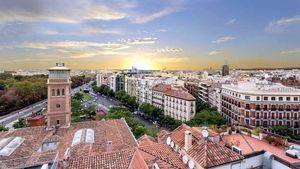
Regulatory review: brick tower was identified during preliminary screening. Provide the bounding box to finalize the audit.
[47,63,71,127]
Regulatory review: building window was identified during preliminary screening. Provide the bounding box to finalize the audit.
[56,104,60,108]
[256,96,260,101]
[271,97,275,101]
[287,97,290,101]
[246,104,250,110]
[52,89,55,96]
[263,97,268,101]
[294,97,298,101]
[245,96,250,100]
[279,97,283,101]
[57,89,60,96]
[56,120,60,125]
[62,89,65,95]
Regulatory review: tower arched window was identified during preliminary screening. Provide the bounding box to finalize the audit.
[57,89,60,96]
[62,89,65,96]
[52,89,55,96]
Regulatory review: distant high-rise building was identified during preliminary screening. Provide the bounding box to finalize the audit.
[222,64,229,76]
[47,63,71,127]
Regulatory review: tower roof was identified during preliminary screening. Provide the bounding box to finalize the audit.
[48,63,70,71]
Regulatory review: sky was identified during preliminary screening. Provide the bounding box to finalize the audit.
[0,0,299,70]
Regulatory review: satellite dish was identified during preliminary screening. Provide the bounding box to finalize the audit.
[188,160,195,169]
[202,129,209,138]
[166,137,171,145]
[171,141,174,148]
[182,155,188,164]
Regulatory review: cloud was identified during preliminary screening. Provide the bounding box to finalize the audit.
[280,49,300,55]
[0,0,127,23]
[208,50,225,56]
[155,57,188,63]
[266,15,300,33]
[212,36,236,43]
[226,18,236,25]
[130,6,183,24]
[119,37,157,45]
[21,41,130,51]
[156,47,183,53]
[158,29,168,32]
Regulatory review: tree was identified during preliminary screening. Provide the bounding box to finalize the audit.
[187,110,226,127]
[272,126,291,136]
[73,92,84,101]
[83,105,96,118]
[196,98,210,112]
[133,125,147,138]
[13,118,28,129]
[106,106,147,138]
[0,125,8,131]
[108,89,115,97]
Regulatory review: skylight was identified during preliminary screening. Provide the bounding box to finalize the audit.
[0,137,24,156]
[71,129,83,146]
[71,128,94,146]
[85,128,94,144]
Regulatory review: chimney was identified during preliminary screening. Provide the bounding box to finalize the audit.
[106,141,112,152]
[184,130,192,151]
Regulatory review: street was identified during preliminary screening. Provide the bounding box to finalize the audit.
[0,80,156,130]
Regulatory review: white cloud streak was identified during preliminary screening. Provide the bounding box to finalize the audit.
[131,6,182,24]
[280,49,300,55]
[156,47,183,53]
[212,36,236,43]
[266,15,300,33]
[208,50,225,56]
[226,18,236,25]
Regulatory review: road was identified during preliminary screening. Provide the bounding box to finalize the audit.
[87,88,155,129]
[0,82,92,128]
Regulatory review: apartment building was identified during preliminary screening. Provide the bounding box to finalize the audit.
[184,80,199,98]
[109,73,125,92]
[136,77,161,104]
[164,86,196,121]
[198,81,212,102]
[208,87,222,112]
[221,82,300,134]
[152,84,172,109]
[96,72,112,87]
[124,75,137,97]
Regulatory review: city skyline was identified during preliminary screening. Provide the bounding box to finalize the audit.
[0,0,300,70]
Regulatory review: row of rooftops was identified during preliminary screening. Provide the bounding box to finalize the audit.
[0,118,299,169]
[153,84,196,101]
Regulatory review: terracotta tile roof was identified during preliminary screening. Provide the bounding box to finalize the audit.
[222,134,300,164]
[137,134,156,146]
[165,88,196,101]
[152,83,172,92]
[139,142,186,169]
[0,119,137,168]
[67,148,136,169]
[187,140,243,168]
[159,124,243,168]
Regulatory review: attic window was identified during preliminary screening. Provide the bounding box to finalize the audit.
[0,137,24,156]
[39,141,59,153]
